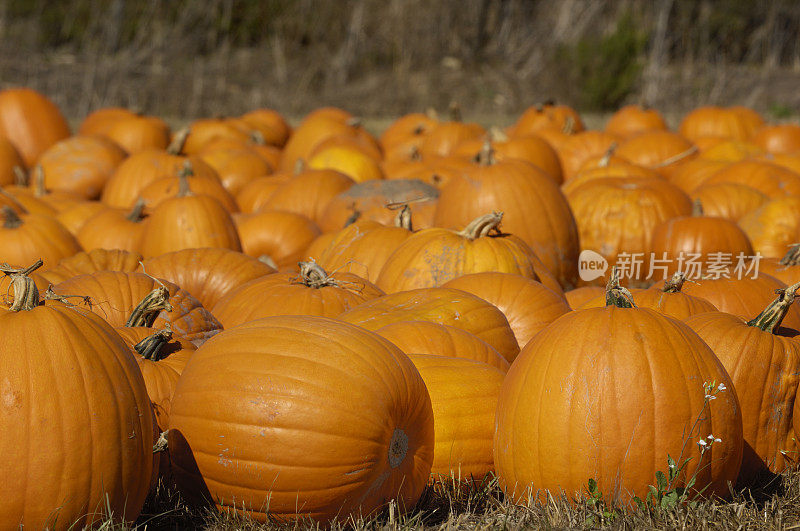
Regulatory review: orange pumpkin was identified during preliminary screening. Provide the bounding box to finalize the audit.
[738,196,800,258]
[262,168,354,224]
[240,108,292,147]
[168,315,434,523]
[0,87,71,166]
[198,145,273,196]
[234,210,321,269]
[76,200,149,253]
[604,104,667,138]
[105,115,171,154]
[0,206,81,271]
[0,136,24,186]
[510,102,585,137]
[690,182,769,222]
[679,105,764,142]
[35,248,142,287]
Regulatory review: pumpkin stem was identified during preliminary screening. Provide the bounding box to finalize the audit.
[425,107,439,121]
[0,260,43,311]
[654,146,699,168]
[448,101,462,122]
[343,204,361,227]
[747,281,800,333]
[562,115,575,135]
[295,260,338,289]
[32,166,46,197]
[345,117,362,128]
[692,199,704,217]
[293,158,306,175]
[778,243,800,266]
[134,328,174,361]
[153,431,169,453]
[0,188,27,214]
[458,212,503,240]
[126,286,173,327]
[249,130,266,146]
[489,126,508,143]
[167,128,190,155]
[408,146,422,162]
[476,140,496,166]
[126,198,147,223]
[393,204,413,231]
[605,266,636,308]
[258,254,278,270]
[662,272,687,293]
[599,142,618,168]
[2,205,22,228]
[176,167,193,198]
[12,166,28,186]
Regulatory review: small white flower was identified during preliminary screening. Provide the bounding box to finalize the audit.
[668,462,676,469]
[707,434,715,440]
[717,383,727,392]
[714,437,722,443]
[705,394,717,401]
[698,439,707,446]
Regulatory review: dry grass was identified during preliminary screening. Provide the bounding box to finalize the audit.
[103,468,800,530]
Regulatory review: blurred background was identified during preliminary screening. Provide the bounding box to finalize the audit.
[1,0,799,126]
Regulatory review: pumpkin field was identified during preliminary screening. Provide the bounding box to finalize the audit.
[6,2,800,530]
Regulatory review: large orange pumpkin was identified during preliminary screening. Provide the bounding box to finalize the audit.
[0,263,153,528]
[234,210,320,269]
[604,104,667,138]
[76,200,149,253]
[494,276,743,505]
[685,282,800,486]
[168,315,434,523]
[690,182,769,222]
[0,206,81,271]
[35,248,142,287]
[738,196,800,259]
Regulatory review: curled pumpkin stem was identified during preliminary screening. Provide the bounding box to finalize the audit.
[653,145,699,168]
[605,266,636,308]
[293,260,365,293]
[459,212,503,240]
[167,128,190,155]
[747,281,800,333]
[0,260,43,312]
[598,142,618,167]
[126,198,147,223]
[126,286,173,327]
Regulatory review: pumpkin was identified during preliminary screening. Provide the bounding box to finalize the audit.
[648,200,754,281]
[685,282,800,486]
[115,327,195,432]
[263,168,354,224]
[580,273,718,320]
[0,136,24,186]
[760,244,800,286]
[510,102,585,137]
[407,354,504,483]
[78,107,136,136]
[56,201,110,235]
[180,118,253,154]
[614,130,697,177]
[316,215,412,283]
[554,131,618,182]
[0,262,153,528]
[451,136,563,184]
[239,108,292,147]
[374,321,510,372]
[50,271,222,345]
[211,261,382,328]
[76,200,149,253]
[738,196,800,259]
[139,168,239,214]
[339,287,519,362]
[679,105,764,142]
[198,145,273,196]
[699,139,763,163]
[139,247,274,310]
[0,87,71,167]
[434,147,579,289]
[0,206,81,271]
[494,272,743,505]
[235,173,293,213]
[234,210,320,269]
[604,104,667,138]
[105,114,171,154]
[376,212,540,293]
[12,165,84,212]
[561,157,663,196]
[320,179,438,232]
[441,272,570,349]
[564,286,605,310]
[168,315,434,522]
[308,142,384,183]
[380,112,437,150]
[690,182,769,222]
[101,147,221,209]
[701,160,800,199]
[566,177,692,286]
[140,175,242,257]
[382,154,470,189]
[668,158,730,194]
[280,114,377,172]
[419,120,486,159]
[36,248,142,287]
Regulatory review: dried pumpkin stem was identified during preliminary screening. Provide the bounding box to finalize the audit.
[605,266,636,308]
[691,199,704,217]
[653,146,699,168]
[477,140,496,166]
[176,169,192,198]
[662,272,687,293]
[295,261,338,289]
[0,260,43,312]
[2,205,22,228]
[0,187,27,214]
[293,158,306,175]
[598,142,618,168]
[458,211,503,240]
[167,127,190,155]
[12,166,27,186]
[32,166,46,197]
[779,243,800,266]
[562,115,575,135]
[489,126,508,143]
[249,130,266,146]
[747,281,800,333]
[126,198,147,222]
[448,101,462,122]
[135,329,174,361]
[126,286,173,327]
[393,204,413,231]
